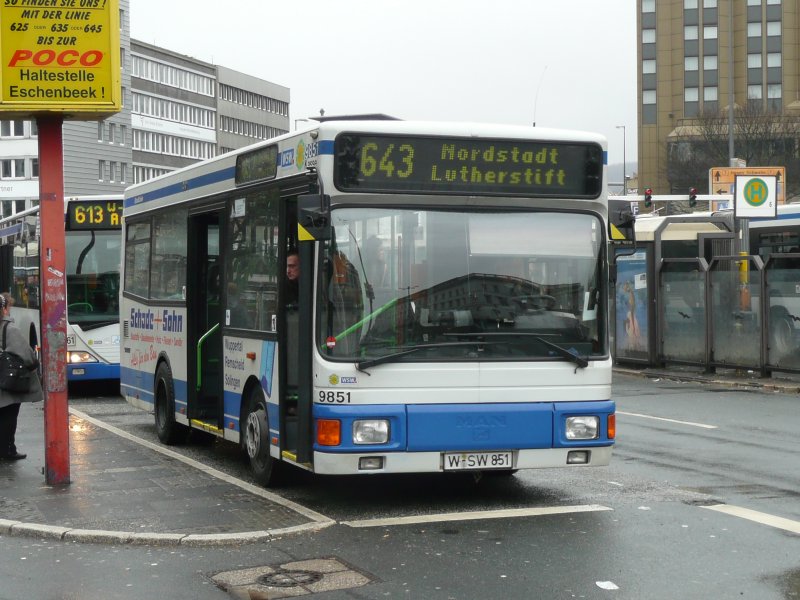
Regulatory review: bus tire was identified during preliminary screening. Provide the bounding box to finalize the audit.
[769,306,795,357]
[154,361,188,445]
[244,389,279,487]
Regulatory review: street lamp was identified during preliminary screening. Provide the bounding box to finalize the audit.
[616,125,627,196]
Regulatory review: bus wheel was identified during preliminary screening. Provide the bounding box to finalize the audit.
[769,306,795,357]
[244,390,278,486]
[154,362,188,445]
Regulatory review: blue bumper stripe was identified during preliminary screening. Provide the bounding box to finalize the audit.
[68,362,120,382]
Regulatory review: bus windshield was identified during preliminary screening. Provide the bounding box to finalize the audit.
[66,229,121,330]
[318,207,605,363]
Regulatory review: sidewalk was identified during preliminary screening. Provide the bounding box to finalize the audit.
[0,404,333,546]
[1,367,797,547]
[614,364,800,394]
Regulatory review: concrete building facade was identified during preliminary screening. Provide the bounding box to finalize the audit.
[638,0,800,194]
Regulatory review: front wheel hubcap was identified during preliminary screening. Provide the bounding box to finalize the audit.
[245,409,264,459]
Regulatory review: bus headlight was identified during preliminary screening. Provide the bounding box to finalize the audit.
[353,420,389,444]
[565,416,599,440]
[68,351,98,364]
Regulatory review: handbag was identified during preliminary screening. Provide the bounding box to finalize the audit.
[0,321,32,393]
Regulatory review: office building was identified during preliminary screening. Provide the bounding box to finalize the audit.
[638,0,799,195]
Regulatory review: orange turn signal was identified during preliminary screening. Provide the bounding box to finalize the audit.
[317,419,341,446]
[607,414,616,440]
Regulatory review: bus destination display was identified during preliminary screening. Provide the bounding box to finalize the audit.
[67,200,122,230]
[335,134,603,197]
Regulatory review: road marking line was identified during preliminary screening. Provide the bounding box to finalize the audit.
[69,408,335,529]
[701,504,800,535]
[341,504,612,528]
[617,411,718,429]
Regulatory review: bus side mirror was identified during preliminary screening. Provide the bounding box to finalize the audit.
[297,194,332,242]
[608,199,636,245]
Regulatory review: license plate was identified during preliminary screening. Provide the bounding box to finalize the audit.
[443,451,513,471]
[72,368,85,376]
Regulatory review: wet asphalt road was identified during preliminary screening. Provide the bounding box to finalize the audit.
[1,373,798,599]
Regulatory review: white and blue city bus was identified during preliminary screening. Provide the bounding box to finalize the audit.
[120,119,617,485]
[0,196,122,382]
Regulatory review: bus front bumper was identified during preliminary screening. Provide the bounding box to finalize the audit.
[311,446,613,475]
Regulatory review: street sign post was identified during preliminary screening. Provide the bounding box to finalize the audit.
[709,167,785,205]
[1,0,121,485]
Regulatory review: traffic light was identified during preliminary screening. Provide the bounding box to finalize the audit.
[644,188,652,208]
[689,187,697,208]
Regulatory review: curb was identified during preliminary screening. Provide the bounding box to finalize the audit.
[613,367,800,394]
[0,517,334,547]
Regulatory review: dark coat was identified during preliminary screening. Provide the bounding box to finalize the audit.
[0,316,43,408]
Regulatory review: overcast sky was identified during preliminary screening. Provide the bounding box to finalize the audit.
[131,0,637,169]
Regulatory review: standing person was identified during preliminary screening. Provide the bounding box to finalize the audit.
[0,292,43,460]
[286,249,300,306]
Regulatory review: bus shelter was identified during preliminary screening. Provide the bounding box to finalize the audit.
[615,211,800,376]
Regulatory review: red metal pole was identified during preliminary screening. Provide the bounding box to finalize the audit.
[37,115,70,485]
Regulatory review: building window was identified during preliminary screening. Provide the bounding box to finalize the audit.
[642,0,655,11]
[684,26,699,40]
[685,57,699,71]
[685,88,699,101]
[747,0,760,4]
[704,55,718,70]
[766,21,781,36]
[766,0,780,4]
[748,84,763,99]
[767,53,781,67]
[704,0,717,5]
[1,159,25,179]
[704,87,718,101]
[685,0,698,7]
[748,53,762,68]
[703,26,718,39]
[99,160,105,181]
[0,120,25,137]
[748,22,762,37]
[31,158,38,178]
[643,59,656,74]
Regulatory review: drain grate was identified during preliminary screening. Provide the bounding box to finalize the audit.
[257,569,324,588]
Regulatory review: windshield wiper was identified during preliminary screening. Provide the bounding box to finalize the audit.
[357,341,500,371]
[534,337,589,371]
[443,332,589,371]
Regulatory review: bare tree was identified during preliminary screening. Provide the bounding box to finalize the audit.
[666,103,800,199]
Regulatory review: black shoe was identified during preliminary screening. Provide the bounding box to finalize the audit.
[1,451,26,460]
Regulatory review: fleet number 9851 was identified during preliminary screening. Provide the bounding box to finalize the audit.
[318,390,351,403]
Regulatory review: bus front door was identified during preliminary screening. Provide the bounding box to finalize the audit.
[187,210,224,431]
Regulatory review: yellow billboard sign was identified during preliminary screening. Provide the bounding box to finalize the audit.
[0,0,121,118]
[709,166,786,204]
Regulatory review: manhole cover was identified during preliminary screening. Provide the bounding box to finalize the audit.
[212,557,373,598]
[257,569,323,588]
